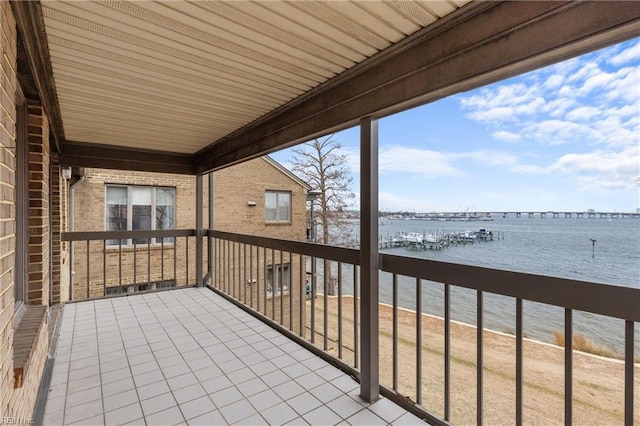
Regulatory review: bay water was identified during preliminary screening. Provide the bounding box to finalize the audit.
[334,216,639,353]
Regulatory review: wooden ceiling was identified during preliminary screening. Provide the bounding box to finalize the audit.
[12,1,640,174]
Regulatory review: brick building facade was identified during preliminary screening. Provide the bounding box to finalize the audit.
[69,157,309,332]
[1,2,54,419]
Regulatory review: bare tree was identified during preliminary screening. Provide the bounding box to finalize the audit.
[291,135,355,296]
[291,135,356,247]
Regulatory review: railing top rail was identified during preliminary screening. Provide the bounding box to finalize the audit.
[381,253,640,322]
[208,229,360,265]
[62,229,197,241]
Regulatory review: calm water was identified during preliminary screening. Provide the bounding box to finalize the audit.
[332,217,640,352]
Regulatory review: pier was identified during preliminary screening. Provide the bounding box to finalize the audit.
[379,229,504,251]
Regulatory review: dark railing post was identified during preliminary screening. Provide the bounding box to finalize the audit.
[208,172,214,282]
[360,115,379,402]
[196,174,203,286]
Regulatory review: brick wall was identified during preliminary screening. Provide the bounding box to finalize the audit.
[70,158,308,332]
[27,105,49,305]
[50,154,69,303]
[0,1,50,420]
[0,0,17,417]
[71,168,205,299]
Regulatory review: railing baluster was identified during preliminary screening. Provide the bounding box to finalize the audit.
[288,251,293,331]
[243,244,247,305]
[118,239,122,287]
[133,241,137,287]
[299,253,304,338]
[416,278,422,405]
[161,239,165,284]
[516,298,523,426]
[232,241,236,299]
[565,308,572,426]
[263,246,267,315]
[477,290,483,426]
[86,240,90,299]
[393,274,398,391]
[173,237,177,286]
[444,283,451,421]
[311,256,316,344]
[148,239,151,285]
[228,240,233,295]
[279,250,284,325]
[69,241,74,301]
[102,241,106,297]
[249,245,254,309]
[324,260,328,351]
[625,320,634,426]
[216,238,219,288]
[271,248,276,320]
[353,264,359,369]
[185,237,188,286]
[338,262,343,360]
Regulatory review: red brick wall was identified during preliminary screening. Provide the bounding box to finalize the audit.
[0,0,17,417]
[50,154,69,303]
[27,105,50,305]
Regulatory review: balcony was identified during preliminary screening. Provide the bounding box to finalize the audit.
[43,287,422,425]
[55,228,639,425]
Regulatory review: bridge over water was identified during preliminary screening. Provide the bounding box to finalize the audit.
[491,211,640,219]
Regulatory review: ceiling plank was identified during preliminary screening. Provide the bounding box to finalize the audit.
[195,1,640,174]
[11,1,64,152]
[60,141,195,175]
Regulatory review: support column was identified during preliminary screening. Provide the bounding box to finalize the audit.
[196,174,203,287]
[360,116,379,402]
[208,172,214,283]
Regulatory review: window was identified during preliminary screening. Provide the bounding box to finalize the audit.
[105,279,175,296]
[266,263,290,297]
[265,191,291,223]
[106,185,175,245]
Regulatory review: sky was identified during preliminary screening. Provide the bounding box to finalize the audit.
[271,39,640,213]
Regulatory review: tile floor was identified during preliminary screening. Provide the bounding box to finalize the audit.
[43,287,425,425]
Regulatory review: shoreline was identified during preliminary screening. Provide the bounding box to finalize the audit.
[307,295,639,425]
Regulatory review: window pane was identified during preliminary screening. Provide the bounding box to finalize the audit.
[133,205,151,244]
[106,187,127,245]
[278,193,290,221]
[107,186,127,205]
[155,188,175,243]
[132,187,152,204]
[156,188,174,206]
[265,192,277,221]
[132,187,152,244]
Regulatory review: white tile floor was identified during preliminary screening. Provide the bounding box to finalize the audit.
[43,288,425,425]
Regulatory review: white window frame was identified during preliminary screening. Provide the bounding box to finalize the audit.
[265,190,291,223]
[105,185,175,246]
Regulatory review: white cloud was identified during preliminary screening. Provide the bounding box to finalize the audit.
[492,131,521,143]
[565,106,600,121]
[548,146,639,190]
[378,146,463,178]
[609,42,640,66]
[544,74,564,89]
[460,84,546,122]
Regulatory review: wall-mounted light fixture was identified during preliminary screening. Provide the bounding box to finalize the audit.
[61,167,72,180]
[247,201,256,206]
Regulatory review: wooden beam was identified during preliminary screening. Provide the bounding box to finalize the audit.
[60,141,195,175]
[195,1,640,173]
[11,1,64,153]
